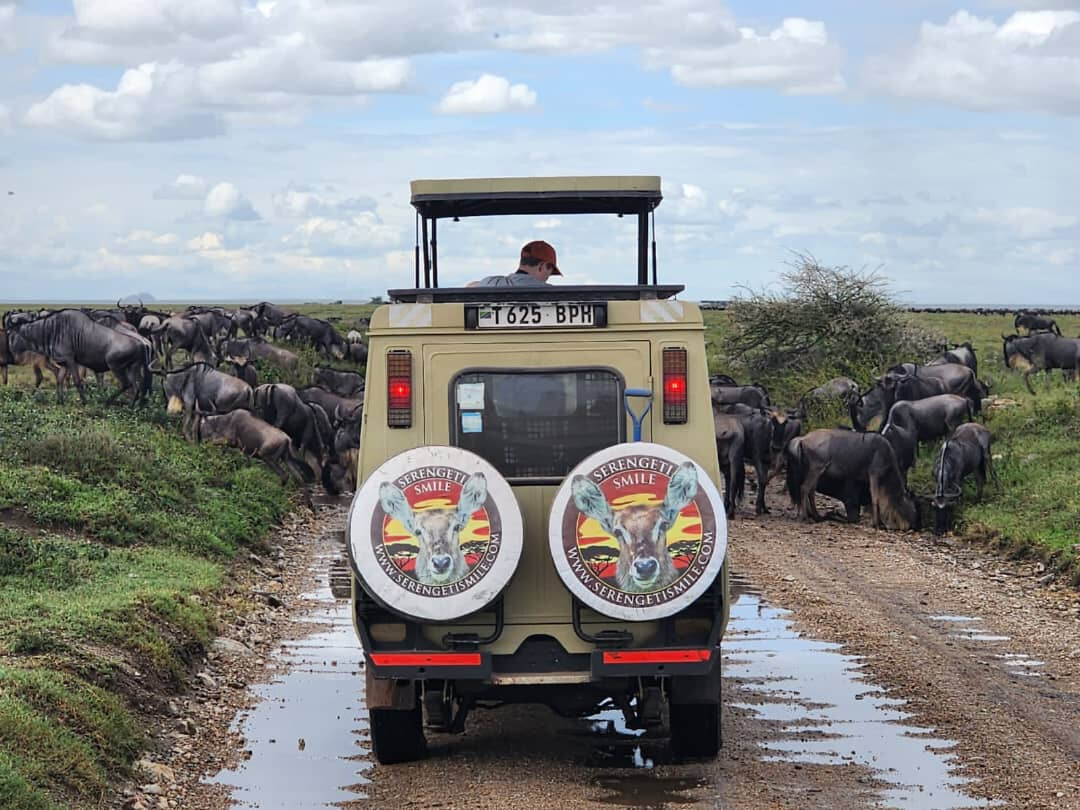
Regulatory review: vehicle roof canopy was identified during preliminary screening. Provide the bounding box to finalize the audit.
[410,176,662,219]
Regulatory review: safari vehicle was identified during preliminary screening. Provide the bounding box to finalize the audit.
[347,176,730,764]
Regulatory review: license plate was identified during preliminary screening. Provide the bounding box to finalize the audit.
[475,303,598,329]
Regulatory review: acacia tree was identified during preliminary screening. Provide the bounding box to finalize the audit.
[720,255,942,391]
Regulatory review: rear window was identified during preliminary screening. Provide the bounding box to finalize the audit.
[451,369,623,481]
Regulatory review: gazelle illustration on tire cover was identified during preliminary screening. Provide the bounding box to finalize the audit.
[348,446,523,622]
[549,442,727,622]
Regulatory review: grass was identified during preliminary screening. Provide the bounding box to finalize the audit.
[1,299,1078,805]
[0,378,293,808]
[706,308,1080,580]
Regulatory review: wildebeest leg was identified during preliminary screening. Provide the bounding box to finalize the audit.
[32,364,44,390]
[754,459,769,515]
[974,464,986,500]
[800,462,827,521]
[1023,369,1036,396]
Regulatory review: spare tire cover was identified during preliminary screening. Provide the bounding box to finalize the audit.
[347,446,523,622]
[548,442,727,622]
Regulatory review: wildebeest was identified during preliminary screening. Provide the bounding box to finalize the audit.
[785,429,918,530]
[312,367,365,398]
[714,402,773,514]
[221,338,300,372]
[928,342,978,377]
[195,411,313,483]
[163,362,252,438]
[186,307,232,349]
[712,405,746,519]
[879,395,971,486]
[710,381,770,410]
[347,341,369,365]
[884,363,983,413]
[932,423,996,534]
[1002,332,1080,394]
[322,418,361,494]
[571,461,698,593]
[850,383,892,431]
[252,302,293,338]
[297,385,363,426]
[252,383,328,479]
[7,309,151,403]
[228,361,258,388]
[346,330,365,344]
[0,329,9,385]
[277,315,347,359]
[1014,311,1061,336]
[379,473,488,585]
[154,316,217,369]
[800,377,860,410]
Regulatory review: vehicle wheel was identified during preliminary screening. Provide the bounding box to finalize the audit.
[370,700,427,764]
[670,700,721,760]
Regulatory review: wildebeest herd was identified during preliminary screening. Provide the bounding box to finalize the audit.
[0,302,367,495]
[709,318,1050,534]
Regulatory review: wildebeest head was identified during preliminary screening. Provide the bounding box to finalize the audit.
[572,462,698,592]
[379,473,488,585]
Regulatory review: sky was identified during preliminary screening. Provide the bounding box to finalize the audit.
[1,1,1079,305]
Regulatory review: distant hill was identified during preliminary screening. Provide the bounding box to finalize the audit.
[120,292,156,304]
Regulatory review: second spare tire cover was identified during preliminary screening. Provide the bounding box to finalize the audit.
[348,446,523,622]
[548,442,727,622]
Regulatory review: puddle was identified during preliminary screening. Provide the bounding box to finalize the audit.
[928,615,1039,677]
[592,774,709,807]
[209,528,370,808]
[725,575,998,809]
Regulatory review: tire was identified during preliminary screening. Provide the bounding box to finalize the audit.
[670,700,721,760]
[370,701,427,764]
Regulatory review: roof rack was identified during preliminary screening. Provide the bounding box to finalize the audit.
[387,284,684,304]
[408,176,663,288]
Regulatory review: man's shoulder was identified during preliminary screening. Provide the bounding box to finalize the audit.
[472,272,547,287]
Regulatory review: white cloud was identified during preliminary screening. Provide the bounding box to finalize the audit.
[203,182,259,220]
[533,218,562,229]
[0,103,11,134]
[0,3,13,51]
[68,0,247,44]
[283,212,400,255]
[24,62,226,140]
[971,206,1077,238]
[436,74,537,114]
[187,231,224,251]
[651,17,845,94]
[272,187,377,218]
[868,10,1080,115]
[117,229,180,247]
[153,173,209,200]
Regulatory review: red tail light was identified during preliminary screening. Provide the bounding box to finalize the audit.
[370,652,481,667]
[662,347,688,424]
[387,350,412,428]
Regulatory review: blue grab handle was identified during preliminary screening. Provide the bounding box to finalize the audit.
[623,388,654,442]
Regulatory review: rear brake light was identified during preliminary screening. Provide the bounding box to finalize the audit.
[387,350,412,428]
[369,652,481,667]
[602,649,711,664]
[662,347,688,424]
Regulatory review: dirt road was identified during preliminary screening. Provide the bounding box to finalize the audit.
[126,490,1080,810]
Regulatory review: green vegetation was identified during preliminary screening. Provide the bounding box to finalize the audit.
[0,384,293,808]
[707,300,1080,581]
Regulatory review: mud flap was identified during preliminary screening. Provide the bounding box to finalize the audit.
[366,670,416,710]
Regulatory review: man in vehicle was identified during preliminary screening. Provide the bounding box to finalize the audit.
[470,240,563,286]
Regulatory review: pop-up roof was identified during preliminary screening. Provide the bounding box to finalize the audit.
[410,176,662,219]
[406,175,665,289]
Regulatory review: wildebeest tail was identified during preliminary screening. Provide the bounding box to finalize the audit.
[785,440,803,507]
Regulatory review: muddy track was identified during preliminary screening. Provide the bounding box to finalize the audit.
[119,484,1080,810]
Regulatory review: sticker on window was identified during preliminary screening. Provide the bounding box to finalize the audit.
[457,382,486,409]
[461,411,483,433]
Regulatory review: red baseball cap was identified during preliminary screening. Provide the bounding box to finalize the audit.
[521,240,561,275]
